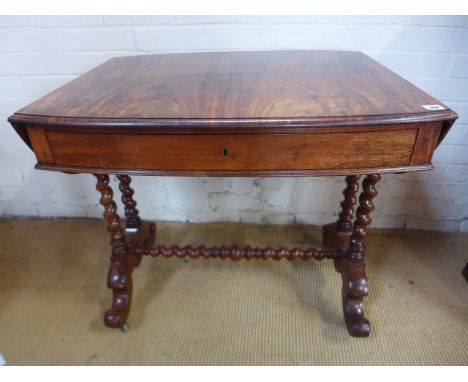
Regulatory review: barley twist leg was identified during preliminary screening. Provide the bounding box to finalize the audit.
[337,174,381,337]
[95,174,134,329]
[323,175,361,256]
[117,174,141,229]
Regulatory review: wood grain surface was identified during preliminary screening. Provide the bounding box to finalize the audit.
[11,50,457,125]
[44,128,417,171]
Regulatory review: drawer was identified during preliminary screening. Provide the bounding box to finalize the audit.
[31,127,419,172]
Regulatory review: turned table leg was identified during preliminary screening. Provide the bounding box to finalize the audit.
[94,174,155,329]
[323,175,361,255]
[95,174,130,328]
[117,174,141,229]
[336,174,381,337]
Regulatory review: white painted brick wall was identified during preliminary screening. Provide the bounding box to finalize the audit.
[1,15,468,231]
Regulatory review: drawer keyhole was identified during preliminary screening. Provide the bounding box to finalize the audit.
[223,148,228,157]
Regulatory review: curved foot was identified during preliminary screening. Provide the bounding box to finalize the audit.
[336,257,371,337]
[104,266,133,328]
[104,221,156,329]
[104,308,128,328]
[343,299,371,337]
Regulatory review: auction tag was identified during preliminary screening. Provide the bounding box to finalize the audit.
[422,104,445,111]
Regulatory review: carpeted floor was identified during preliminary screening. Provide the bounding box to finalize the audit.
[0,218,466,365]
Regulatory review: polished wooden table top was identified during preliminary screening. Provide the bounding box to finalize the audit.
[11,50,456,126]
[9,50,457,177]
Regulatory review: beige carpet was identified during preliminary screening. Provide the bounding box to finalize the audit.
[0,218,466,365]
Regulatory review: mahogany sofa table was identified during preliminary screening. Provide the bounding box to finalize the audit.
[8,50,457,337]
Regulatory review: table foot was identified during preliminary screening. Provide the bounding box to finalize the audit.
[102,236,138,329]
[103,221,156,329]
[104,291,131,328]
[336,257,371,337]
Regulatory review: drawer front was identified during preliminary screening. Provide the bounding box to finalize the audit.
[40,128,418,171]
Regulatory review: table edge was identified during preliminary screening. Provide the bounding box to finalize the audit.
[8,110,459,129]
[35,162,433,177]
